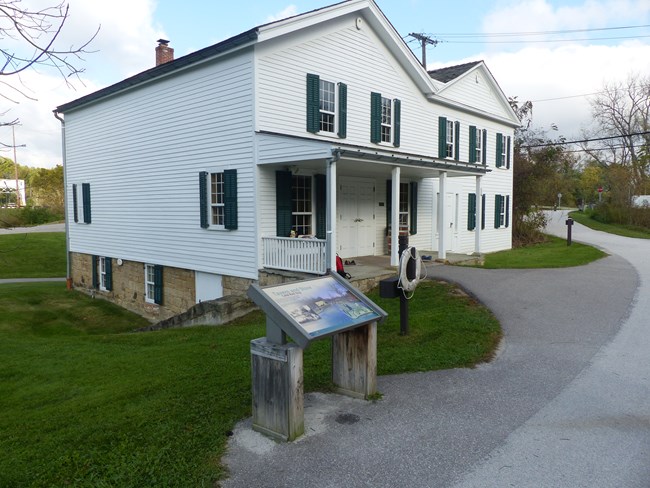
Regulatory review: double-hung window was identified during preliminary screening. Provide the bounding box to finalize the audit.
[99,257,108,291]
[446,120,455,158]
[381,97,393,143]
[496,133,512,168]
[469,126,487,164]
[199,170,237,230]
[398,182,409,230]
[494,194,510,229]
[144,264,163,305]
[319,79,336,133]
[306,74,347,137]
[438,117,460,160]
[371,92,401,147]
[72,183,92,224]
[210,172,225,227]
[292,175,312,236]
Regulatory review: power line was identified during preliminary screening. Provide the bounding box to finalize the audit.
[442,34,650,44]
[520,131,650,148]
[434,24,650,38]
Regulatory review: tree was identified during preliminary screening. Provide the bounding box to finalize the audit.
[509,96,580,245]
[1,0,98,126]
[29,164,63,209]
[583,74,650,194]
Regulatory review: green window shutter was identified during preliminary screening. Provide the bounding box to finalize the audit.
[72,184,78,223]
[153,265,163,305]
[468,193,476,231]
[91,255,98,289]
[505,195,510,228]
[276,170,293,237]
[506,136,512,169]
[409,181,418,235]
[385,180,392,228]
[482,130,487,165]
[454,121,460,160]
[438,116,447,158]
[199,171,209,228]
[370,92,382,143]
[306,73,320,133]
[315,174,327,239]
[469,126,477,163]
[82,183,91,223]
[224,169,238,230]
[481,193,486,230]
[494,194,502,228]
[337,82,347,138]
[496,133,503,168]
[105,257,113,291]
[393,98,401,147]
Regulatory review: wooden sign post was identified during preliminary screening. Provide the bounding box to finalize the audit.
[248,274,387,441]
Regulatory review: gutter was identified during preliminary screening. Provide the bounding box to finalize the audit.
[52,110,72,289]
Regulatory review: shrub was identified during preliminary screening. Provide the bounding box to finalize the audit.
[0,206,63,228]
[513,209,548,247]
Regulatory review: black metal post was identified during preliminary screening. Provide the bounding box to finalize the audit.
[398,235,409,336]
[565,217,574,246]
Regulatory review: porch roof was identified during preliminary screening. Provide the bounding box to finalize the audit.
[333,146,490,177]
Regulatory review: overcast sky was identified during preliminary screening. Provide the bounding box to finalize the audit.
[2,0,649,169]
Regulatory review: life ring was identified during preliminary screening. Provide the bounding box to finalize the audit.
[398,246,423,293]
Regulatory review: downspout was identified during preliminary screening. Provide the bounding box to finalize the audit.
[326,149,341,273]
[53,110,72,289]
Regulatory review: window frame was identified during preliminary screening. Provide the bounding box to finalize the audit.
[446,120,455,159]
[210,171,225,229]
[318,78,337,134]
[291,174,314,236]
[144,264,156,304]
[380,96,393,144]
[99,257,108,291]
[398,182,409,231]
[475,128,484,163]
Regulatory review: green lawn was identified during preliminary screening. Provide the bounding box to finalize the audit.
[569,210,650,239]
[0,280,500,487]
[482,234,607,269]
[0,232,66,278]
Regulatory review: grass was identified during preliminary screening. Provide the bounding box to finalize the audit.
[482,234,607,269]
[0,280,500,487]
[569,210,650,239]
[0,232,66,278]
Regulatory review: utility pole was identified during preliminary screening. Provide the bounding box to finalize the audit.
[408,33,439,68]
[12,125,21,208]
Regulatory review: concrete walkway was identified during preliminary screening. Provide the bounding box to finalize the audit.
[222,210,649,487]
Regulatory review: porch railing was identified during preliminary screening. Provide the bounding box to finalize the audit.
[262,236,327,275]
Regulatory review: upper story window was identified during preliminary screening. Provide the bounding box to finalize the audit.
[446,120,455,158]
[319,79,336,133]
[381,97,393,143]
[71,183,92,224]
[307,74,347,138]
[371,92,401,147]
[438,117,459,160]
[470,126,487,164]
[496,133,511,169]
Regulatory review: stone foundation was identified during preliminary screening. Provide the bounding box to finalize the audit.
[71,253,388,327]
[70,252,195,321]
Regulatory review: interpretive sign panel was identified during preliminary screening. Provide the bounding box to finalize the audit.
[248,273,387,348]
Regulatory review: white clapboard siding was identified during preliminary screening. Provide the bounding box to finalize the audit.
[66,50,259,279]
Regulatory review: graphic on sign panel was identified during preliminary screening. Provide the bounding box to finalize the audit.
[264,276,380,338]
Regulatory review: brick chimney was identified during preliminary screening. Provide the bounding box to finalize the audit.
[155,39,174,66]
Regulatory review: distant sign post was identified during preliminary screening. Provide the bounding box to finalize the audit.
[565,217,574,246]
[247,274,387,441]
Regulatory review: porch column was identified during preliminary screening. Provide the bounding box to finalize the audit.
[438,171,447,261]
[475,175,482,255]
[327,157,337,271]
[391,167,400,266]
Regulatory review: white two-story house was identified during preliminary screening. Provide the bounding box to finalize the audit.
[55,0,519,320]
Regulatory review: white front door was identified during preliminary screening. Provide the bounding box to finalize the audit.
[445,192,459,251]
[338,178,375,258]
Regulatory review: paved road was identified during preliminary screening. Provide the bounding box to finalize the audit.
[222,210,649,487]
[0,222,65,234]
